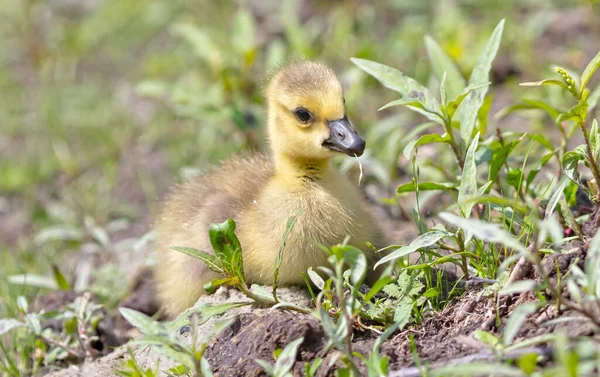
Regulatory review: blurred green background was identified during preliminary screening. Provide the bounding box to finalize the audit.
[1,0,598,318]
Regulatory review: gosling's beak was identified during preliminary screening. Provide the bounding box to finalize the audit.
[323,117,366,157]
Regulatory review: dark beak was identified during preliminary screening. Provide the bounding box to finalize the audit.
[323,117,366,157]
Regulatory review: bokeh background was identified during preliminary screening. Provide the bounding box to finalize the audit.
[1,0,599,321]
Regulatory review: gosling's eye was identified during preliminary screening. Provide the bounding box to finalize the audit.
[294,108,312,123]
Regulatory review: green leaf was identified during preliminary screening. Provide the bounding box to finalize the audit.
[580,51,600,94]
[171,246,225,275]
[342,246,367,285]
[488,138,521,182]
[456,19,505,146]
[424,35,465,100]
[589,85,600,111]
[562,151,586,188]
[439,213,528,254]
[25,314,41,335]
[0,319,25,335]
[307,267,325,290]
[119,308,167,336]
[545,181,567,218]
[447,82,490,120]
[396,181,456,194]
[51,265,71,291]
[473,330,499,348]
[458,133,480,217]
[351,58,442,123]
[503,302,539,345]
[273,337,304,376]
[364,275,395,302]
[209,219,245,282]
[403,133,450,159]
[167,302,249,331]
[375,230,446,267]
[558,196,583,240]
[201,358,214,377]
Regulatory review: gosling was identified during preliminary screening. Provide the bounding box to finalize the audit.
[154,61,386,318]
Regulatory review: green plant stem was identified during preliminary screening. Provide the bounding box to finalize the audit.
[439,243,461,253]
[443,122,465,171]
[334,261,361,377]
[36,334,83,360]
[456,231,470,279]
[237,283,311,314]
[578,120,600,202]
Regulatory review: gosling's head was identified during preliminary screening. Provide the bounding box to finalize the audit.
[265,61,365,161]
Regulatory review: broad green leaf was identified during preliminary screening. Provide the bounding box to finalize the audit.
[307,267,325,290]
[0,319,25,335]
[503,302,539,345]
[341,246,367,285]
[397,181,456,193]
[351,58,441,120]
[488,139,521,182]
[167,302,247,332]
[393,298,413,329]
[424,35,465,100]
[273,337,304,376]
[250,285,276,302]
[580,51,600,94]
[364,275,395,302]
[403,133,450,159]
[456,19,505,146]
[447,82,490,120]
[562,150,586,188]
[439,213,528,254]
[375,230,446,267]
[474,330,499,347]
[171,246,224,274]
[119,308,167,336]
[458,133,480,217]
[201,357,214,377]
[209,219,245,282]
